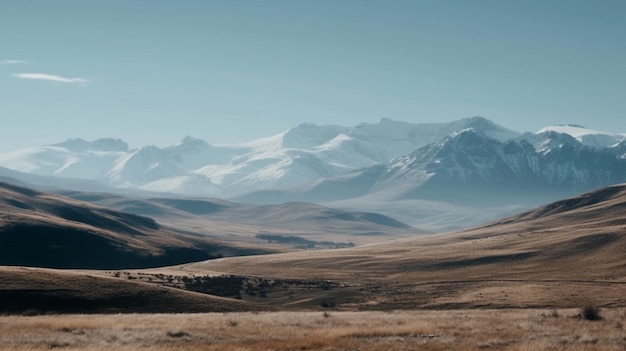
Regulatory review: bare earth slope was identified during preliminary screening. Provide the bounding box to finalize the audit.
[183,184,626,310]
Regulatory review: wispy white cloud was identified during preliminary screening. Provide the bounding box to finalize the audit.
[13,73,89,84]
[0,59,27,65]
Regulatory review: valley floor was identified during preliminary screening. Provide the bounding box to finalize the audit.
[0,308,624,351]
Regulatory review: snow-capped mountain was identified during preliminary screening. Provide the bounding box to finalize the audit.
[240,127,626,206]
[3,117,626,232]
[0,138,129,180]
[0,116,519,196]
[1,117,624,207]
[536,124,625,148]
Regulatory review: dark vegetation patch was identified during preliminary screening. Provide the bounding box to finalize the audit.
[181,275,245,299]
[167,331,191,338]
[113,272,341,302]
[431,252,536,269]
[256,234,355,249]
[563,233,619,255]
[580,305,602,321]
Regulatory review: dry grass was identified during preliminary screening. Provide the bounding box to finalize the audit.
[0,308,624,350]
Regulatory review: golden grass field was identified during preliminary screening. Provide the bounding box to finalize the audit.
[0,308,624,351]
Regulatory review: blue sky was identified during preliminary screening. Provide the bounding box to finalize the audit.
[1,0,625,152]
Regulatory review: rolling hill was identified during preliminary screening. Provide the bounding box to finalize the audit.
[0,179,418,270]
[57,190,420,244]
[1,183,624,314]
[0,181,271,269]
[0,266,265,314]
[183,183,626,310]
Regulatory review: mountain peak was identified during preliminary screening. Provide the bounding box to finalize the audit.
[283,123,347,149]
[461,116,495,128]
[175,136,211,151]
[536,125,624,149]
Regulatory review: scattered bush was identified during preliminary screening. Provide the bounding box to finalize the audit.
[550,309,559,318]
[581,305,602,321]
[320,300,336,308]
[166,331,190,338]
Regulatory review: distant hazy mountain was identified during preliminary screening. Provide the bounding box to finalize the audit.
[242,127,626,203]
[0,116,519,196]
[2,117,625,232]
[236,125,626,230]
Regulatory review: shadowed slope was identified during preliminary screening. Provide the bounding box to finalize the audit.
[0,181,269,269]
[0,266,263,314]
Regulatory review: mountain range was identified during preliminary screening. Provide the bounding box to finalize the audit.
[1,116,625,231]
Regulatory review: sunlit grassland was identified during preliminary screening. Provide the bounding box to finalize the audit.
[0,308,624,351]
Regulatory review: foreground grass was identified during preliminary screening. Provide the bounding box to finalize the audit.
[0,309,624,350]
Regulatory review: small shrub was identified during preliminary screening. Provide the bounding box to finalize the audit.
[167,331,190,338]
[48,342,71,349]
[581,305,602,321]
[550,309,559,318]
[320,300,336,308]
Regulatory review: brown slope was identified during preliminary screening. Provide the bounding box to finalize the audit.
[0,181,271,269]
[181,184,626,309]
[0,266,264,314]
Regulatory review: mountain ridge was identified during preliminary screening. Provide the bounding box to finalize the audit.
[2,117,626,231]
[0,116,521,197]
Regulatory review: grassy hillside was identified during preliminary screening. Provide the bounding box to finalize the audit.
[0,181,271,269]
[180,184,626,310]
[0,266,263,314]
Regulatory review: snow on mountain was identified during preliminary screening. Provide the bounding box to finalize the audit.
[243,127,626,208]
[105,145,190,186]
[345,116,520,163]
[3,117,626,232]
[536,124,625,148]
[191,116,520,196]
[167,136,241,169]
[137,174,221,195]
[282,123,349,149]
[0,138,128,179]
[1,117,622,204]
[391,128,626,200]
